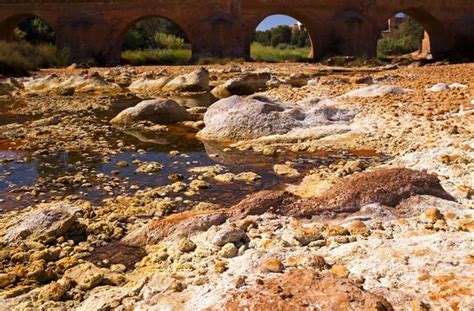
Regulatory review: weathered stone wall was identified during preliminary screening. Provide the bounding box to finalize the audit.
[0,0,472,64]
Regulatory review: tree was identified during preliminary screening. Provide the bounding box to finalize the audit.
[253,25,310,48]
[377,16,424,56]
[270,25,292,47]
[122,18,189,51]
[16,17,55,44]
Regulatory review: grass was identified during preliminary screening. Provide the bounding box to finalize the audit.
[250,43,311,63]
[121,49,192,66]
[0,41,70,76]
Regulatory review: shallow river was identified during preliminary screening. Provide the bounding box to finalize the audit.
[0,96,388,213]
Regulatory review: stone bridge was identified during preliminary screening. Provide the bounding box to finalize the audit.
[1,0,473,64]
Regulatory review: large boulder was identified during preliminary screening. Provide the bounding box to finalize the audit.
[111,99,192,126]
[2,203,78,245]
[197,95,358,142]
[162,68,210,92]
[222,269,393,310]
[211,72,271,98]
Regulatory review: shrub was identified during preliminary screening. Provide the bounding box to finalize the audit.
[378,16,424,57]
[0,41,69,76]
[154,33,187,50]
[121,49,191,66]
[122,18,189,51]
[250,43,311,63]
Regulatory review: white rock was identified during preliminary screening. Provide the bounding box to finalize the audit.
[340,84,410,98]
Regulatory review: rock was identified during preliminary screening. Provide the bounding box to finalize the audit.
[64,262,104,290]
[124,211,228,246]
[314,168,454,212]
[283,73,311,87]
[340,84,410,98]
[128,76,171,93]
[189,165,226,176]
[448,83,468,89]
[3,203,77,244]
[228,168,454,219]
[135,162,163,174]
[211,73,271,98]
[214,261,228,274]
[222,269,393,310]
[428,83,450,92]
[352,75,374,85]
[260,258,284,273]
[273,164,300,178]
[423,208,444,223]
[428,82,468,92]
[0,80,19,96]
[117,160,128,168]
[347,220,370,236]
[330,264,350,278]
[111,99,192,126]
[38,279,72,301]
[162,68,210,92]
[177,238,196,252]
[327,225,349,236]
[293,226,324,246]
[219,243,238,258]
[0,273,16,288]
[235,172,262,182]
[23,74,122,95]
[214,173,236,183]
[198,95,358,142]
[189,180,210,191]
[212,226,247,247]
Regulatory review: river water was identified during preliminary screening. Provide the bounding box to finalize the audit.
[0,95,389,213]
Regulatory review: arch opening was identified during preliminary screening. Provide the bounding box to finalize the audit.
[377,11,441,59]
[120,17,192,66]
[251,14,313,63]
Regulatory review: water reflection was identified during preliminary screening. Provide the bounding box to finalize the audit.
[0,94,388,213]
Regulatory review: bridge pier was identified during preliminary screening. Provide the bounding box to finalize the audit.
[55,16,121,66]
[189,17,247,61]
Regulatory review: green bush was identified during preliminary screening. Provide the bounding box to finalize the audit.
[121,49,191,66]
[250,43,311,63]
[154,33,187,50]
[15,17,56,44]
[0,41,69,75]
[122,18,189,51]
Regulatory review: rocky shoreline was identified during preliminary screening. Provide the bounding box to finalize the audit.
[0,62,472,310]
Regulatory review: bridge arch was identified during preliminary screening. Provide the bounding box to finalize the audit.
[0,14,57,43]
[244,12,318,61]
[117,15,194,64]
